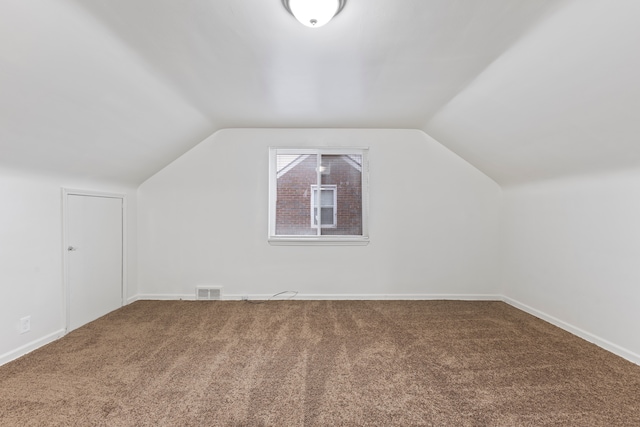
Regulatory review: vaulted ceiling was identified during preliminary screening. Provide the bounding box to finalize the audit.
[1,0,639,186]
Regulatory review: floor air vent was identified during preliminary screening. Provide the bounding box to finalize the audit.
[196,286,222,301]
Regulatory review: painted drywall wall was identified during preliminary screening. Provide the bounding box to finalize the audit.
[0,167,137,364]
[502,170,640,363]
[137,128,502,299]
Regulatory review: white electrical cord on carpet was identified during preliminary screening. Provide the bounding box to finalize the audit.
[245,290,298,304]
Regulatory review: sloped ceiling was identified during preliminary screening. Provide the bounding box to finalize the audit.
[425,0,640,186]
[1,0,638,186]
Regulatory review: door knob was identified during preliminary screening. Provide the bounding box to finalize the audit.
[68,246,78,251]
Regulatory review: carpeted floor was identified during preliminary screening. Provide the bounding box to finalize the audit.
[1,300,639,426]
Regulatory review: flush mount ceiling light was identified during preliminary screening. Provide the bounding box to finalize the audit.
[282,0,347,28]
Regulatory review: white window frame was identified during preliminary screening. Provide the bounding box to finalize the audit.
[310,185,337,228]
[269,147,369,246]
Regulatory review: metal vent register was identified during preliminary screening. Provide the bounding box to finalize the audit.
[196,286,222,301]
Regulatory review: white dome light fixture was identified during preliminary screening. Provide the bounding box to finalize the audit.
[282,0,347,28]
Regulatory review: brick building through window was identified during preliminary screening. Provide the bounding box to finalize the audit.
[275,154,363,236]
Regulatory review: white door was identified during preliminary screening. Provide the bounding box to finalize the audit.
[66,193,123,331]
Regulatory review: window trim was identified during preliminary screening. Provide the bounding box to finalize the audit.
[268,147,369,246]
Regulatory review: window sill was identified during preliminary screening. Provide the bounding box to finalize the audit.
[268,237,370,246]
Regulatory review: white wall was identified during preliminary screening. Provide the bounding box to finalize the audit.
[502,170,640,363]
[0,167,137,364]
[137,128,502,300]
[8,126,639,368]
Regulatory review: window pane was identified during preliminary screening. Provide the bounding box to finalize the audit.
[320,207,333,225]
[320,189,333,206]
[320,155,362,236]
[275,154,316,235]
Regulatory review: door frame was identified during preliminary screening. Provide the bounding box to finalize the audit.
[62,188,127,333]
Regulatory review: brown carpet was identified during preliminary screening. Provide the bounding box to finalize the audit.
[1,300,639,426]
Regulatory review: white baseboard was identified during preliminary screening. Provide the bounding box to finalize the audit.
[131,293,502,301]
[133,293,196,301]
[503,296,640,366]
[225,293,502,301]
[0,329,66,366]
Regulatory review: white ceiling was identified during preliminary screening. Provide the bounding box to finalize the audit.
[1,0,639,186]
[425,0,640,185]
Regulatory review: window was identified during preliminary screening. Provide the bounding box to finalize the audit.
[311,185,337,228]
[269,148,369,245]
